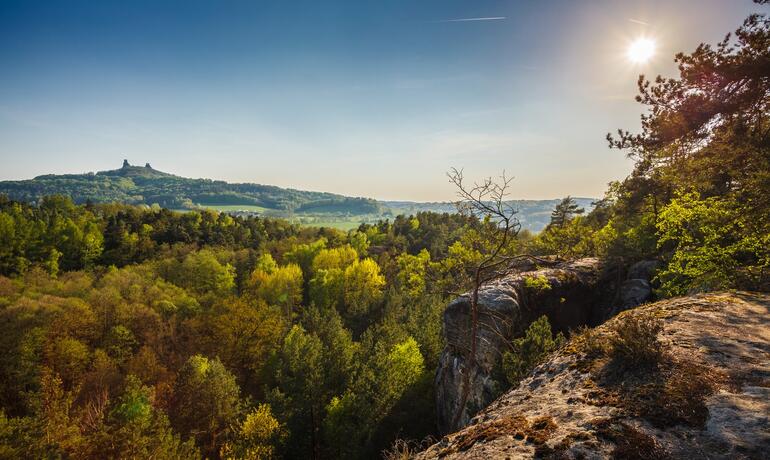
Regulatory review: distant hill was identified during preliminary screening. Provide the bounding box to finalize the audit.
[0,161,595,232]
[0,160,382,214]
[383,199,595,233]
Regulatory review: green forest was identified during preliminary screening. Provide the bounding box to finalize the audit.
[1,4,769,460]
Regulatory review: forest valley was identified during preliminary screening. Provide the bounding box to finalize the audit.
[1,5,769,460]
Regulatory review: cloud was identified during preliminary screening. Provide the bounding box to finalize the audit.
[435,17,506,23]
[628,18,649,26]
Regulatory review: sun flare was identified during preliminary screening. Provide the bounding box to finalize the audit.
[627,37,656,63]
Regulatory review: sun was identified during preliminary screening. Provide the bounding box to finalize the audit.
[627,37,656,63]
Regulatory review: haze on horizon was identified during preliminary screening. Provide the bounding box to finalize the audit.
[0,0,758,201]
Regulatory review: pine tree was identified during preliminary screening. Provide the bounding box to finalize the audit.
[549,196,584,228]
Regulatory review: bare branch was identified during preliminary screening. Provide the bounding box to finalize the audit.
[446,167,522,431]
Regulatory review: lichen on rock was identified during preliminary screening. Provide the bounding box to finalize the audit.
[420,292,770,459]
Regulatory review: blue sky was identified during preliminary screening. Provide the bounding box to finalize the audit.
[0,0,759,200]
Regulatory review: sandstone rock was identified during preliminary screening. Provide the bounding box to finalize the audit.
[434,258,661,434]
[626,259,659,281]
[420,292,770,459]
[619,278,652,308]
[435,258,605,434]
[616,259,659,310]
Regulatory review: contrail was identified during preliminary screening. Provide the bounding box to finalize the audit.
[437,16,506,23]
[628,18,649,26]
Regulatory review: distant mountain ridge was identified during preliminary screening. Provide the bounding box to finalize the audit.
[3,160,380,213]
[0,161,595,231]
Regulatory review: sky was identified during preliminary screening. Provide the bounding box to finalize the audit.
[0,0,761,201]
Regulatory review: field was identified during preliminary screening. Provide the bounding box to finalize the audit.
[197,204,371,230]
[196,204,272,213]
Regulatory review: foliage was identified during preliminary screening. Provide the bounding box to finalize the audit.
[0,195,475,459]
[168,250,236,299]
[602,8,770,291]
[655,192,769,295]
[501,316,564,386]
[523,275,552,293]
[312,246,358,273]
[323,337,425,459]
[395,249,431,299]
[170,355,242,457]
[285,238,327,281]
[269,325,325,459]
[106,375,200,459]
[221,404,286,460]
[343,258,386,324]
[247,263,304,316]
[548,196,585,228]
[531,216,599,259]
[202,298,285,391]
[0,194,305,275]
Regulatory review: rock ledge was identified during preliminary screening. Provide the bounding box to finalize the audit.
[420,292,770,459]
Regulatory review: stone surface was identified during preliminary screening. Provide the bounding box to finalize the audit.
[435,258,605,434]
[619,278,652,309]
[419,292,770,459]
[617,259,659,310]
[434,258,660,434]
[626,259,659,281]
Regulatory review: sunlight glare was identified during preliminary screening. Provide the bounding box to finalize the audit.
[627,37,656,63]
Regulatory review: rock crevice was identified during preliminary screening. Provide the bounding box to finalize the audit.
[435,258,653,433]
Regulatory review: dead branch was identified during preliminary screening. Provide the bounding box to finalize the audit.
[447,167,522,432]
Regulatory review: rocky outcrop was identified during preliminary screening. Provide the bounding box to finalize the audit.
[616,259,659,313]
[435,258,656,434]
[419,292,770,459]
[435,259,596,433]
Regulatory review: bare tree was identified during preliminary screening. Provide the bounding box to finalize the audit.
[446,168,522,431]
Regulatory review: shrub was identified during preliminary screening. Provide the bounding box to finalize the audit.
[381,438,433,460]
[572,325,608,358]
[608,313,663,367]
[502,316,564,385]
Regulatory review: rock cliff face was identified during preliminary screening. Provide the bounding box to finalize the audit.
[435,258,654,433]
[420,292,770,459]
